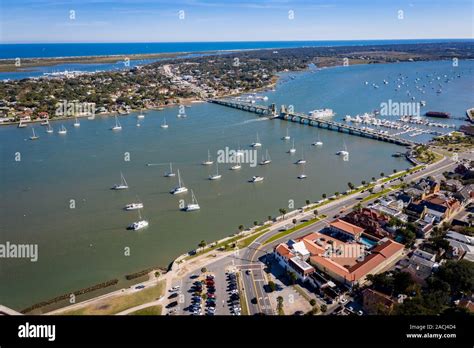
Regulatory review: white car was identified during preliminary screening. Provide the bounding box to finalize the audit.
[169,285,180,292]
[357,310,364,316]
[340,298,347,304]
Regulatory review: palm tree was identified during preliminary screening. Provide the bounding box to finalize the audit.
[334,192,339,197]
[347,182,354,190]
[322,193,327,199]
[279,208,287,219]
[253,221,258,226]
[313,209,318,217]
[372,177,376,182]
[238,225,244,231]
[267,215,272,222]
[393,169,397,174]
[361,180,366,186]
[198,240,206,248]
[305,199,310,205]
[380,172,385,177]
[292,218,297,226]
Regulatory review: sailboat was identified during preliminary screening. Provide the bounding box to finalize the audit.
[282,129,290,140]
[125,196,144,210]
[185,190,201,211]
[137,110,145,119]
[112,172,129,190]
[209,163,222,180]
[18,120,27,128]
[312,134,323,146]
[73,117,80,127]
[295,148,306,164]
[164,163,176,177]
[58,125,67,135]
[259,149,272,165]
[111,115,122,131]
[161,117,169,129]
[46,124,54,134]
[170,169,188,194]
[230,156,241,170]
[249,175,264,183]
[202,150,214,165]
[128,209,149,230]
[288,139,296,153]
[336,141,349,156]
[29,127,39,140]
[297,164,308,179]
[250,133,262,147]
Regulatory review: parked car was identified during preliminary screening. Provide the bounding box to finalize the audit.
[135,285,145,290]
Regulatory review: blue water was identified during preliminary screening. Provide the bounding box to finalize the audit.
[360,236,378,248]
[2,39,472,59]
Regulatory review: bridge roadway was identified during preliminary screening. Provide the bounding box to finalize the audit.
[208,98,420,147]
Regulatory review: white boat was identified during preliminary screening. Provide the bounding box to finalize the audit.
[164,163,176,177]
[170,169,188,194]
[282,129,290,140]
[40,119,49,126]
[125,202,144,211]
[128,210,149,230]
[185,190,201,211]
[137,110,145,119]
[308,109,335,119]
[250,133,262,148]
[312,134,323,146]
[209,163,222,180]
[298,165,307,179]
[230,162,241,170]
[73,118,80,127]
[295,149,306,165]
[112,172,129,190]
[18,120,27,128]
[161,117,169,129]
[259,149,271,165]
[136,122,141,127]
[202,150,214,165]
[46,124,54,134]
[288,139,296,153]
[336,141,349,156]
[111,116,122,131]
[58,125,67,135]
[29,127,39,140]
[249,176,264,183]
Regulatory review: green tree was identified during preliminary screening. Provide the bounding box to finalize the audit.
[288,271,298,284]
[322,193,327,199]
[292,218,297,226]
[320,304,327,313]
[305,199,310,205]
[279,208,287,219]
[313,209,318,217]
[198,240,206,248]
[268,281,276,292]
[201,267,207,273]
[309,299,317,306]
[435,260,474,294]
[238,224,244,231]
[380,172,385,177]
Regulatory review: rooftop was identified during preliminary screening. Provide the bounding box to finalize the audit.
[329,219,365,236]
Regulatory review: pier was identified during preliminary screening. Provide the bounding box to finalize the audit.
[208,99,419,147]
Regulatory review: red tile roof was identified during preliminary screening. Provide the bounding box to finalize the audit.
[329,219,364,236]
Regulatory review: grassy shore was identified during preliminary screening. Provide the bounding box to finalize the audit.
[61,280,165,315]
[128,305,162,315]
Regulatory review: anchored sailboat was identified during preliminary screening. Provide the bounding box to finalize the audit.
[251,133,262,147]
[336,141,349,156]
[209,163,222,180]
[128,209,149,230]
[282,129,290,140]
[259,149,272,165]
[164,162,176,177]
[73,117,80,127]
[46,123,54,134]
[58,125,67,135]
[185,190,201,211]
[170,169,188,194]
[202,149,214,165]
[111,115,122,131]
[298,164,308,179]
[112,172,129,190]
[29,127,39,140]
[295,148,306,164]
[312,134,323,146]
[161,117,169,129]
[288,139,296,153]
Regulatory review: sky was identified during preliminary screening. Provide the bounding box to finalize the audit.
[0,0,473,43]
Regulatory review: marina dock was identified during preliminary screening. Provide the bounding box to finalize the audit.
[208,99,419,147]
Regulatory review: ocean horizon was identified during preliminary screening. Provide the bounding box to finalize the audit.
[1,38,473,59]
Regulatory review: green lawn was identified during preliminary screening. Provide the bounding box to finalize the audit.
[236,229,269,248]
[128,305,162,315]
[61,280,165,315]
[263,217,322,245]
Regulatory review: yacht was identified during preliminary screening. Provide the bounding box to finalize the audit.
[128,210,149,231]
[336,141,349,156]
[18,120,27,128]
[29,127,39,140]
[259,149,272,165]
[202,150,214,165]
[170,169,188,194]
[209,163,222,180]
[46,124,54,134]
[137,110,145,119]
[73,118,80,127]
[311,134,323,146]
[249,176,264,183]
[161,117,169,129]
[112,172,129,190]
[298,165,307,179]
[288,139,296,153]
[185,190,201,211]
[295,149,306,164]
[230,161,242,170]
[125,202,144,211]
[111,115,122,131]
[128,220,149,231]
[282,129,290,140]
[58,125,67,135]
[250,133,262,148]
[164,163,176,177]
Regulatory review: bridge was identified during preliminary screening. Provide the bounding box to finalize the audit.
[208,99,419,147]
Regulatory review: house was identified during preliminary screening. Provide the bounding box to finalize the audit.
[362,288,396,314]
[414,178,440,197]
[422,195,461,221]
[396,193,413,207]
[445,231,474,262]
[328,219,364,241]
[405,202,427,220]
[443,179,463,192]
[454,184,474,205]
[342,208,390,239]
[274,243,315,282]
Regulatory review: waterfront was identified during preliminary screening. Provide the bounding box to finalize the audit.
[1,59,473,310]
